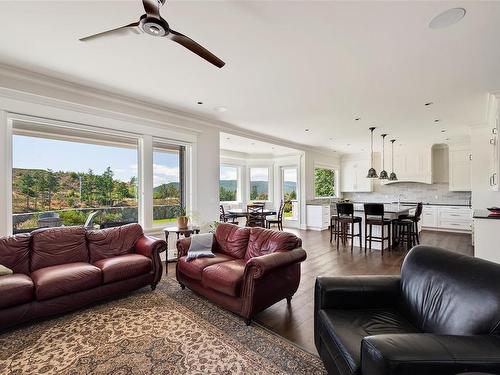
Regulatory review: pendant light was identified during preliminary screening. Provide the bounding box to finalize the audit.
[379,134,389,179]
[366,127,378,178]
[389,139,398,181]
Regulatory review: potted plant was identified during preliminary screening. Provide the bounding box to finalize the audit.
[176,206,189,229]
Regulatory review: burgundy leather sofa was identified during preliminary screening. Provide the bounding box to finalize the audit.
[0,223,165,331]
[176,223,306,324]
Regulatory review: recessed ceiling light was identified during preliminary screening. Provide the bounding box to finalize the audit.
[425,102,434,106]
[197,101,203,105]
[355,118,361,121]
[251,142,255,145]
[226,137,230,140]
[305,128,310,132]
[347,144,351,146]
[434,119,441,123]
[214,106,227,113]
[271,147,275,150]
[445,138,450,141]
[441,130,446,133]
[429,8,466,29]
[329,137,333,141]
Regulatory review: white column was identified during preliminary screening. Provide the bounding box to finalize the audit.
[140,135,153,230]
[0,111,12,236]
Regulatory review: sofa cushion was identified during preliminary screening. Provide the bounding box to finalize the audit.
[202,259,246,297]
[31,262,101,301]
[0,274,34,308]
[215,224,250,259]
[317,308,418,375]
[31,227,88,271]
[0,233,31,274]
[177,253,235,281]
[94,254,152,284]
[245,227,302,260]
[87,223,144,263]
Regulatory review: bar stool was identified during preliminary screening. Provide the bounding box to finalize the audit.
[335,203,362,252]
[364,203,391,255]
[393,202,423,250]
[330,214,339,243]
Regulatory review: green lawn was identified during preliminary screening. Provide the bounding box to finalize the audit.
[153,218,177,225]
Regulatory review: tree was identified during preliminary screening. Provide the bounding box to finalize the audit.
[250,185,258,200]
[113,181,130,202]
[101,167,114,205]
[315,168,335,197]
[19,172,37,210]
[45,169,59,209]
[34,170,47,210]
[219,186,236,201]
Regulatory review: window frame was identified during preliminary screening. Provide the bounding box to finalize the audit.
[219,164,241,204]
[314,164,338,199]
[248,166,272,202]
[6,114,192,234]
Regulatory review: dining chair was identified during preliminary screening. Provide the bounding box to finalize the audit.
[266,200,284,230]
[220,204,238,225]
[246,204,265,227]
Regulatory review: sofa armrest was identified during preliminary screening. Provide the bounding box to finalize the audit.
[361,334,500,375]
[176,237,192,258]
[315,276,401,310]
[245,247,306,279]
[135,235,166,257]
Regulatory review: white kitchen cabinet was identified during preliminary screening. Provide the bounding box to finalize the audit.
[449,144,471,191]
[306,204,331,231]
[385,145,432,184]
[340,156,373,192]
[487,94,499,191]
[421,205,472,232]
[421,206,438,227]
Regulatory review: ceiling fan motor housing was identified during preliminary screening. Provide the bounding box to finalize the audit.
[140,16,169,37]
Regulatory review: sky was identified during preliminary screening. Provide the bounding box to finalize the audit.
[13,135,180,187]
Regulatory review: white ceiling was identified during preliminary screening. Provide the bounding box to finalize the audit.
[0,1,499,154]
[220,132,299,157]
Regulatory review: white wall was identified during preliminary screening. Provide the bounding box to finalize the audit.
[0,66,220,235]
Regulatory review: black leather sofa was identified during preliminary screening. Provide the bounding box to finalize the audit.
[314,245,500,375]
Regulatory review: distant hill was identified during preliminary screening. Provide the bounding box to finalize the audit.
[220,180,237,191]
[154,182,180,193]
[249,180,268,194]
[283,181,296,194]
[153,182,180,198]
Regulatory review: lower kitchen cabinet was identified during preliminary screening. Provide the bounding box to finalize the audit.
[421,205,472,232]
[306,204,331,231]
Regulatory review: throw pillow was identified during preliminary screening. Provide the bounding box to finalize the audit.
[0,264,13,276]
[186,233,215,261]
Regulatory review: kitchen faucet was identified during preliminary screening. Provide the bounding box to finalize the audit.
[397,193,406,206]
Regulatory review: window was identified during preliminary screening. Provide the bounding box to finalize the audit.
[153,142,185,226]
[219,165,239,202]
[282,167,298,220]
[249,167,269,201]
[12,131,138,233]
[314,167,336,197]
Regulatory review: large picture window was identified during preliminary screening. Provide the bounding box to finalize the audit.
[249,167,269,201]
[12,131,139,233]
[219,165,239,202]
[314,167,336,198]
[153,142,184,226]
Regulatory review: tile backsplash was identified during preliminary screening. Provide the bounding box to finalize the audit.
[343,182,471,205]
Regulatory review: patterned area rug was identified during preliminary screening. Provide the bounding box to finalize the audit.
[0,278,326,374]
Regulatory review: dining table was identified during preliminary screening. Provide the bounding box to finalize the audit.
[227,208,277,218]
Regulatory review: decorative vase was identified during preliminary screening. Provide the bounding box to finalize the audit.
[177,216,189,229]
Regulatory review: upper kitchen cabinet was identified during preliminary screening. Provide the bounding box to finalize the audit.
[340,154,373,192]
[385,144,432,184]
[487,93,499,191]
[449,143,471,191]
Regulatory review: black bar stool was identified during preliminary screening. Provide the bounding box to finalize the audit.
[364,203,391,255]
[335,203,362,252]
[393,202,423,250]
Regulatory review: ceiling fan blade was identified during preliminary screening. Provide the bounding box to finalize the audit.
[142,0,161,18]
[167,29,225,68]
[79,22,140,42]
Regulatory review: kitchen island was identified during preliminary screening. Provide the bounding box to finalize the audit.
[473,210,500,263]
[346,203,413,251]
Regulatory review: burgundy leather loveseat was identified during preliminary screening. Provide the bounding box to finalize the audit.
[176,223,306,324]
[0,223,165,331]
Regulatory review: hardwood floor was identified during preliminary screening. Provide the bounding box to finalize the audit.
[166,229,473,355]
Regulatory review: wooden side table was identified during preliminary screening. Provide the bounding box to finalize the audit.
[163,226,200,273]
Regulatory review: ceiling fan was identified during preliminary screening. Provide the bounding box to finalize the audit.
[79,0,225,68]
